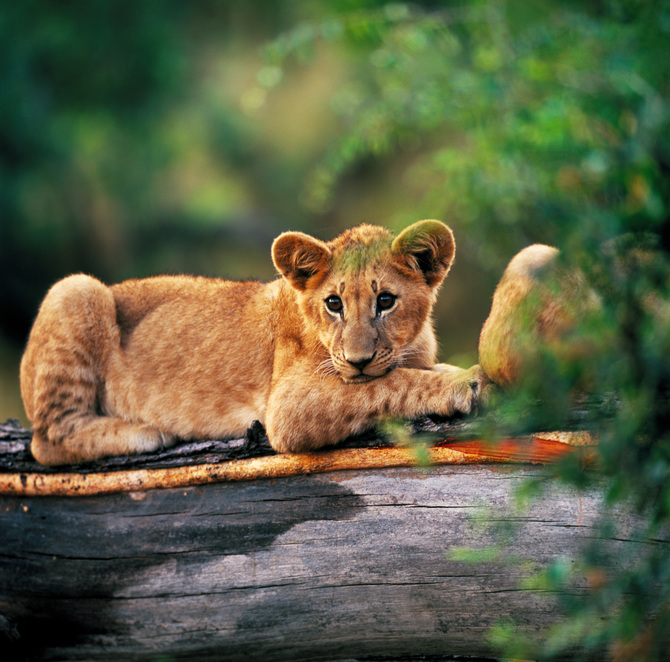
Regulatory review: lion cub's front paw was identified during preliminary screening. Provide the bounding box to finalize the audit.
[453,364,492,415]
[432,363,465,378]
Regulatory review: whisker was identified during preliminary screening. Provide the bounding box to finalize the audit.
[395,342,430,367]
[312,357,338,380]
[400,349,423,359]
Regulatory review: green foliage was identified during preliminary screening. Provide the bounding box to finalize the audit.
[266,1,669,256]
[267,1,670,658]
[448,544,501,564]
[381,418,432,465]
[0,1,306,343]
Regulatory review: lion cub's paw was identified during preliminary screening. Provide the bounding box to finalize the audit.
[452,364,492,416]
[432,363,466,378]
[133,426,177,455]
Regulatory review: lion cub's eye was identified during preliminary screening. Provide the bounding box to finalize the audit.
[377,292,396,312]
[325,295,343,313]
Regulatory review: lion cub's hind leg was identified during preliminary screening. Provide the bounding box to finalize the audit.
[30,419,173,466]
[20,274,173,466]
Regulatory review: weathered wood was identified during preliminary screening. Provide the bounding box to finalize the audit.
[0,417,605,661]
[0,463,653,662]
[0,418,596,497]
[0,393,608,475]
[0,445,501,497]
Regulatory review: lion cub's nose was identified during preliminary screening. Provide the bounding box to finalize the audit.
[346,354,375,373]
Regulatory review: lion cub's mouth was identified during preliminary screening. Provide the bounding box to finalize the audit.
[337,361,399,383]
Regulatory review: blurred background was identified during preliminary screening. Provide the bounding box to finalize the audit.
[1,0,668,424]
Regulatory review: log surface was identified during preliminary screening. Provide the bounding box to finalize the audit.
[0,400,604,476]
[1,463,650,662]
[0,418,596,497]
[0,416,611,661]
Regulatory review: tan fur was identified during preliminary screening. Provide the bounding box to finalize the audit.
[478,244,603,388]
[21,220,489,465]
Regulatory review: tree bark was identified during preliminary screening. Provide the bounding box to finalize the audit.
[1,461,650,662]
[0,417,619,661]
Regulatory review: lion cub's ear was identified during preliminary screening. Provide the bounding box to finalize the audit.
[392,220,455,287]
[272,231,332,290]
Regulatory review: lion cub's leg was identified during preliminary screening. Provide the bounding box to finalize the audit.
[265,362,489,453]
[21,275,174,466]
[431,363,469,377]
[30,419,173,466]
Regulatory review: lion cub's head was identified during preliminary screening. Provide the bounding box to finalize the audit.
[272,220,455,382]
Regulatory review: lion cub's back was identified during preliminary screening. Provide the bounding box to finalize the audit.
[111,274,266,341]
[110,274,275,384]
[106,275,279,437]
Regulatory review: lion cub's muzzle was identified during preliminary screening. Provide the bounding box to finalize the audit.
[342,352,377,381]
[333,347,396,382]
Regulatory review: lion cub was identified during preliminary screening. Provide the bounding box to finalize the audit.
[21,220,488,465]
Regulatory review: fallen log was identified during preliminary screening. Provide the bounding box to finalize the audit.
[0,415,598,496]
[1,416,632,662]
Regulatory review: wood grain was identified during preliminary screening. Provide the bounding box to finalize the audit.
[1,464,647,662]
